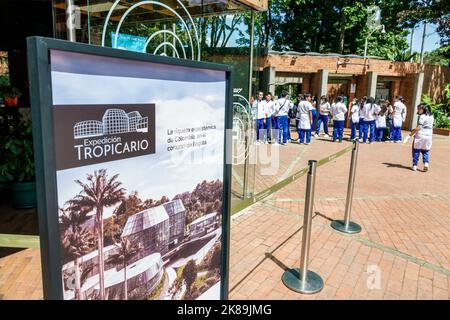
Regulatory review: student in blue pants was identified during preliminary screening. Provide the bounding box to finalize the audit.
[274,91,292,145]
[252,91,267,144]
[315,95,331,137]
[403,104,434,171]
[297,94,313,144]
[375,103,388,142]
[349,98,359,141]
[331,96,347,142]
[310,96,318,136]
[362,97,380,144]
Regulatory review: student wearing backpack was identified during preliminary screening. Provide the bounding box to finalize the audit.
[274,91,292,145]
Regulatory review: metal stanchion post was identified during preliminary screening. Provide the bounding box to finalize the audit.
[282,160,324,294]
[331,141,362,234]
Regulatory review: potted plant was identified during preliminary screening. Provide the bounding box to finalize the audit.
[0,115,36,208]
[1,86,22,107]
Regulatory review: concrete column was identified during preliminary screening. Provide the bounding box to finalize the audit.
[409,72,425,130]
[261,66,276,95]
[318,69,329,98]
[367,71,378,97]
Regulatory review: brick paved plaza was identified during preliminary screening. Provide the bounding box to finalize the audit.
[1,130,449,299]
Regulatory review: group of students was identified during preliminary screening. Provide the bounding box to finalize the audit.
[251,91,434,171]
[348,96,407,144]
[252,91,410,145]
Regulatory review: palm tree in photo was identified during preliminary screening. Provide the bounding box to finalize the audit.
[68,169,126,300]
[59,207,93,300]
[107,237,141,300]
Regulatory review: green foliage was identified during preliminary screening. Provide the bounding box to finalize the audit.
[182,259,197,290]
[0,116,35,188]
[0,86,21,99]
[421,93,450,129]
[246,0,446,61]
[424,45,450,67]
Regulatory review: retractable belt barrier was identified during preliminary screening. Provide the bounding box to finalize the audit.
[282,140,362,294]
[231,143,354,215]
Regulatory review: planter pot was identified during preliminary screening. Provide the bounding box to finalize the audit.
[4,97,19,107]
[11,181,37,209]
[433,128,450,136]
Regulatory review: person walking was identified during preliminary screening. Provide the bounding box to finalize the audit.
[403,104,434,171]
[331,96,347,142]
[315,95,331,137]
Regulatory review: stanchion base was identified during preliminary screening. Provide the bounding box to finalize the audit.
[282,268,324,294]
[331,220,362,234]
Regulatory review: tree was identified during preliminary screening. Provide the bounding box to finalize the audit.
[68,169,126,300]
[107,237,141,300]
[182,260,198,292]
[59,207,93,300]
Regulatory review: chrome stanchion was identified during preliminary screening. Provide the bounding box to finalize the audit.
[282,160,324,294]
[331,140,362,234]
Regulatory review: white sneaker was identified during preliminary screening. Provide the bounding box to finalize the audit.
[423,163,429,172]
[254,141,260,145]
[324,134,330,138]
[264,141,269,144]
[358,139,363,143]
[412,165,417,171]
[385,140,389,143]
[306,142,310,145]
[314,134,319,138]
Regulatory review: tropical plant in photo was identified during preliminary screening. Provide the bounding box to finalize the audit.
[59,207,93,300]
[107,237,141,300]
[68,169,126,300]
[422,93,450,129]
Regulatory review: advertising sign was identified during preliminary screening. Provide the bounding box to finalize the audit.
[111,32,147,53]
[27,37,232,300]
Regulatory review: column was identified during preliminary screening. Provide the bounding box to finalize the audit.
[409,72,425,130]
[261,66,276,95]
[367,71,378,98]
[318,69,329,98]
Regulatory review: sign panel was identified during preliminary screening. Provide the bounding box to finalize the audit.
[111,32,147,52]
[27,37,231,300]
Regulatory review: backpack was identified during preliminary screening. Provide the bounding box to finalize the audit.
[289,104,298,119]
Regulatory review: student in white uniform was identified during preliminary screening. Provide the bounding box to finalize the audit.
[358,96,367,142]
[331,96,347,142]
[362,97,380,144]
[375,103,388,142]
[297,94,313,145]
[315,96,331,137]
[264,92,275,143]
[392,96,407,142]
[349,98,360,141]
[403,104,434,171]
[252,91,267,144]
[274,91,292,145]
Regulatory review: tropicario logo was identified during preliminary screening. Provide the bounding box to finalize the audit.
[53,104,155,170]
[73,108,150,161]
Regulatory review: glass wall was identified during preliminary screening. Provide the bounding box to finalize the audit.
[52,0,261,207]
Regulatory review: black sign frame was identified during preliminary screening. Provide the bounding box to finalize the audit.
[27,36,232,300]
